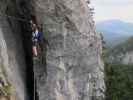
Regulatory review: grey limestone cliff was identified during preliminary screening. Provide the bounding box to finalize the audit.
[109,51,133,65]
[0,0,105,100]
[122,51,133,64]
[33,0,105,100]
[0,3,27,100]
[0,0,29,100]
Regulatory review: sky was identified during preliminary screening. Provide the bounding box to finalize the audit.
[91,0,133,23]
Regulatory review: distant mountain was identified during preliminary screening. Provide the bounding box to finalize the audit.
[96,20,133,47]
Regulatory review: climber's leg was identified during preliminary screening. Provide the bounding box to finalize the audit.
[32,46,38,57]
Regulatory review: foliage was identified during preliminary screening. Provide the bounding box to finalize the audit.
[0,65,13,96]
[100,32,110,62]
[100,32,106,49]
[101,33,133,100]
[0,84,13,96]
[43,31,49,40]
[105,63,133,100]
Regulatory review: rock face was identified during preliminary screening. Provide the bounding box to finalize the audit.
[111,52,133,65]
[0,8,26,100]
[0,0,105,100]
[33,0,105,100]
[122,52,133,64]
[0,0,29,100]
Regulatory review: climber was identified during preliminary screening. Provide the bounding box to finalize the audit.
[30,18,49,57]
[30,20,38,57]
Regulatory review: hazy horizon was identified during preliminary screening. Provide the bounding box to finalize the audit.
[91,0,133,23]
[96,19,133,24]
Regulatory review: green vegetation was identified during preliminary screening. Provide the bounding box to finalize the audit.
[100,33,133,100]
[105,63,133,100]
[100,32,109,62]
[44,31,49,40]
[0,84,13,96]
[0,65,13,96]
